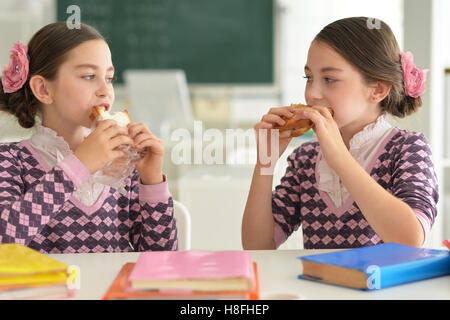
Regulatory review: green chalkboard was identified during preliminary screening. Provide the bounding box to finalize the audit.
[57,0,273,84]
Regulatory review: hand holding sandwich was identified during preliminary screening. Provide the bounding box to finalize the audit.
[287,105,348,171]
[127,122,165,185]
[75,107,164,185]
[253,106,295,167]
[74,119,134,174]
[262,103,348,171]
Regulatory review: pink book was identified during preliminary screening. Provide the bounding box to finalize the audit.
[128,250,255,292]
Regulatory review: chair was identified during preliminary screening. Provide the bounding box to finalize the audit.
[173,200,191,251]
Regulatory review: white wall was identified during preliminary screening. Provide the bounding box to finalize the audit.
[0,0,55,67]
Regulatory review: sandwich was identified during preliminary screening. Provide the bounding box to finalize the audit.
[88,106,141,182]
[273,103,334,137]
[89,106,131,128]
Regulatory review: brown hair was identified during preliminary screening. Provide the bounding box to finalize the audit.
[314,17,422,118]
[0,22,104,128]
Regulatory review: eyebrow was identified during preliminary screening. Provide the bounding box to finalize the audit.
[304,66,343,73]
[75,64,114,72]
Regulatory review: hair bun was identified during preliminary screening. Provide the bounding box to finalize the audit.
[0,83,36,128]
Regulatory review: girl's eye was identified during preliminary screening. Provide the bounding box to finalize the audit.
[83,75,95,80]
[107,76,117,84]
[325,77,336,83]
[303,75,311,82]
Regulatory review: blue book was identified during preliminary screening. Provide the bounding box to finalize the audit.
[297,243,450,290]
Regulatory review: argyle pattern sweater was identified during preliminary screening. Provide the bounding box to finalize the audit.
[0,141,178,253]
[272,128,438,249]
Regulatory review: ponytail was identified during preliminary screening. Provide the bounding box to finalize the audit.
[0,78,39,128]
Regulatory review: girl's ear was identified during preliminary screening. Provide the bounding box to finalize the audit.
[29,75,54,105]
[369,81,392,104]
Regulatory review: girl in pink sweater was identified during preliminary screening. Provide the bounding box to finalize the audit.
[242,17,438,249]
[0,22,177,253]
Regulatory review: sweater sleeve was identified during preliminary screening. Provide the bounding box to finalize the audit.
[391,133,439,242]
[127,170,178,251]
[272,148,303,248]
[0,145,90,245]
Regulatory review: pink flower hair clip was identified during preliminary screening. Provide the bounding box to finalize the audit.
[1,41,29,94]
[400,51,428,98]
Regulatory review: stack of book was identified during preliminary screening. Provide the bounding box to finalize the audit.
[0,243,75,299]
[297,242,450,290]
[103,250,259,300]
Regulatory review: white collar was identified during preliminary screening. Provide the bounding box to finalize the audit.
[348,114,392,150]
[29,125,132,199]
[29,125,74,164]
[28,125,106,206]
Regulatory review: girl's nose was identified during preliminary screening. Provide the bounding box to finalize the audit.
[305,81,323,105]
[95,80,110,97]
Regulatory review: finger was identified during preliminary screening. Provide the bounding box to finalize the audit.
[110,135,134,149]
[127,122,143,137]
[312,105,334,119]
[254,122,273,130]
[104,125,129,138]
[303,109,325,130]
[96,119,119,131]
[134,133,159,146]
[135,137,163,150]
[128,122,153,138]
[268,106,294,118]
[292,107,313,121]
[262,114,286,126]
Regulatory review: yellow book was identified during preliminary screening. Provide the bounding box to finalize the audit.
[0,243,69,288]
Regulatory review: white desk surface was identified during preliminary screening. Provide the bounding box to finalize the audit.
[49,249,450,300]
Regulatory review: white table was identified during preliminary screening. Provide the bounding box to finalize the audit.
[49,250,450,300]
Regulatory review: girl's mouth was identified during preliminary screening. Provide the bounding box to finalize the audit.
[95,103,110,111]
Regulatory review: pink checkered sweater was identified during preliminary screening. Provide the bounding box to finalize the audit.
[272,128,438,249]
[0,140,178,253]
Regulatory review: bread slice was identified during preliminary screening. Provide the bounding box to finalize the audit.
[89,106,131,128]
